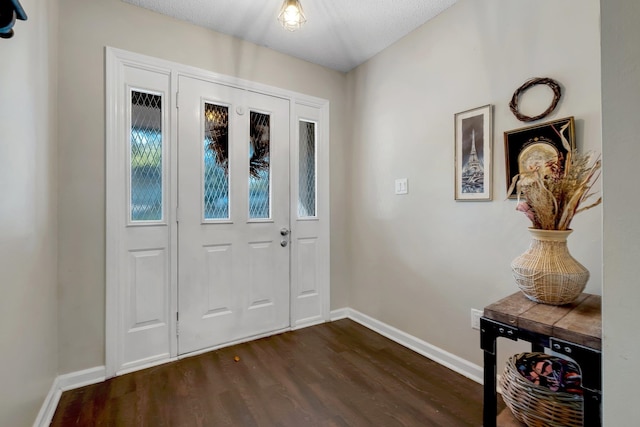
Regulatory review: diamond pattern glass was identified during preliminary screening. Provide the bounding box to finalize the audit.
[204,103,230,220]
[249,111,271,219]
[130,90,163,221]
[298,120,316,217]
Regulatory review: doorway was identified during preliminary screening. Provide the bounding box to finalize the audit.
[105,47,330,377]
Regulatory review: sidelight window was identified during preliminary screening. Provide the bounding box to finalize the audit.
[298,120,317,218]
[130,90,163,222]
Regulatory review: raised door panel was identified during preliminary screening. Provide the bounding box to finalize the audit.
[122,248,169,366]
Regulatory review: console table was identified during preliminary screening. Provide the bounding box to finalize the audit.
[480,292,601,427]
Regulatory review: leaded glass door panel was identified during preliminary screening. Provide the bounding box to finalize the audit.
[177,76,290,355]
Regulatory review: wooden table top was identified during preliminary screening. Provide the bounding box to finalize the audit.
[483,292,601,350]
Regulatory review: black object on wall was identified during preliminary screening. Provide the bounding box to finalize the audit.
[0,0,27,39]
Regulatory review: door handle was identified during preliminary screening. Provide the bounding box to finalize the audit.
[280,227,290,247]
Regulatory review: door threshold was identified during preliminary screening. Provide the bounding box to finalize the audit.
[177,326,292,359]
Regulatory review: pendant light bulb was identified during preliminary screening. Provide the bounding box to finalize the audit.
[278,0,306,31]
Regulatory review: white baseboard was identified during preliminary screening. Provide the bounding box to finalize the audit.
[36,310,486,426]
[330,307,484,384]
[33,366,106,427]
[329,307,349,321]
[33,379,61,427]
[57,365,106,391]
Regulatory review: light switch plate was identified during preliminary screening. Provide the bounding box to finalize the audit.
[395,178,408,195]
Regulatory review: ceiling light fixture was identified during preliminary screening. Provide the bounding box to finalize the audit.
[278,0,306,32]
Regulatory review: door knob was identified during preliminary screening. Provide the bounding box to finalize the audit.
[280,227,290,236]
[280,240,288,247]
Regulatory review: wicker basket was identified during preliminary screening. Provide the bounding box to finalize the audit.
[499,353,583,427]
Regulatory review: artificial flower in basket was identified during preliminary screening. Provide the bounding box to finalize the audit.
[507,122,602,305]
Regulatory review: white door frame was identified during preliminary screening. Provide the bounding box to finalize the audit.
[105,47,330,378]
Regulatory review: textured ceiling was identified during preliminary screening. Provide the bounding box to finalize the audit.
[123,0,457,72]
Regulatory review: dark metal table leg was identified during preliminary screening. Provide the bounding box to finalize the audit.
[480,318,497,427]
[483,349,497,427]
[583,389,602,427]
[550,338,602,427]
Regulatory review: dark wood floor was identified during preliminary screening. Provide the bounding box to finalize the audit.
[52,319,499,426]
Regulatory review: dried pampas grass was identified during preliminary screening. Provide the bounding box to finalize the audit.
[507,122,602,230]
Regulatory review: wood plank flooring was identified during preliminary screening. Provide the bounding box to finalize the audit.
[51,319,499,426]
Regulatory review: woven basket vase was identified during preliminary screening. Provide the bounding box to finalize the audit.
[511,228,589,305]
[500,353,583,427]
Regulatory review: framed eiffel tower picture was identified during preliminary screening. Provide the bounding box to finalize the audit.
[454,104,493,201]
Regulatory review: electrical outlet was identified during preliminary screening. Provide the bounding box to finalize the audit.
[471,308,483,330]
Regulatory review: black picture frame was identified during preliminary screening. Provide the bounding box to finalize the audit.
[504,116,576,198]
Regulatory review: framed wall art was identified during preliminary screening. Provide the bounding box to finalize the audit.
[454,104,493,201]
[504,116,576,198]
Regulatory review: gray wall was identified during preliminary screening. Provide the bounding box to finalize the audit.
[57,0,350,373]
[346,0,602,366]
[600,0,640,424]
[0,0,59,425]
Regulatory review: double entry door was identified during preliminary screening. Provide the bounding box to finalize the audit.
[177,76,291,355]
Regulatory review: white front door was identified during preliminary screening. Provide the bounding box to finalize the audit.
[107,48,330,376]
[177,76,291,355]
